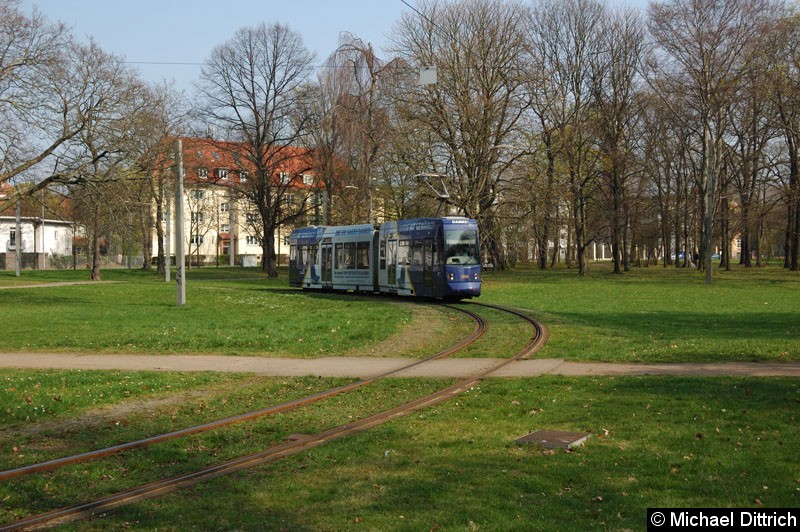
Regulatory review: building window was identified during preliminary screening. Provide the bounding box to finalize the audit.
[246,213,257,224]
[302,174,313,186]
[216,168,229,180]
[220,202,229,212]
[191,212,205,223]
[221,224,230,233]
[190,189,205,200]
[239,170,249,182]
[191,235,204,245]
[246,235,260,245]
[198,167,208,179]
[279,172,290,184]
[10,228,16,247]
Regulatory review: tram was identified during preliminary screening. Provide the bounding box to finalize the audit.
[289,217,481,299]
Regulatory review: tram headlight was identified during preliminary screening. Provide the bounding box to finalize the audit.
[474,272,480,281]
[448,272,455,281]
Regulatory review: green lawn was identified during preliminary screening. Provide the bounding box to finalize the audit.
[482,263,800,363]
[1,262,798,363]
[0,268,418,357]
[34,375,799,531]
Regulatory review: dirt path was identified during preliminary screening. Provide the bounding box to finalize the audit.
[0,353,798,378]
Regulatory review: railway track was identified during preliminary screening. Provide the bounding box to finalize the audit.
[0,302,546,531]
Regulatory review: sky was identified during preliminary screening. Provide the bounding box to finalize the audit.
[21,0,647,95]
[21,0,412,94]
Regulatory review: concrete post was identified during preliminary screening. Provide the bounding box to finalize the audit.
[174,139,186,306]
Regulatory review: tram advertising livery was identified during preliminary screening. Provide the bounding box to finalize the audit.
[289,217,481,299]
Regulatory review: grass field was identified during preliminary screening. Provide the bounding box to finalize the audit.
[1,262,798,362]
[0,263,798,529]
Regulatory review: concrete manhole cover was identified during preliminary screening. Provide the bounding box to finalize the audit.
[515,429,590,449]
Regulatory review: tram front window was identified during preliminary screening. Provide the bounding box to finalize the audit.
[444,229,479,266]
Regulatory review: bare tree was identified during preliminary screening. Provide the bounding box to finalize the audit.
[589,6,646,274]
[197,22,315,277]
[648,0,778,283]
[527,0,607,275]
[391,0,530,269]
[329,34,394,224]
[133,83,188,275]
[64,41,153,280]
[0,2,78,202]
[727,46,778,268]
[769,7,800,270]
[305,42,347,225]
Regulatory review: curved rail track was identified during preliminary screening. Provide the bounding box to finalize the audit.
[0,302,547,531]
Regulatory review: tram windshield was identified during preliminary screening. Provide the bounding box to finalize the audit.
[444,229,479,266]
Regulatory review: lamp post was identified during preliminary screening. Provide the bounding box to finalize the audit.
[174,139,186,306]
[165,169,171,282]
[14,200,21,277]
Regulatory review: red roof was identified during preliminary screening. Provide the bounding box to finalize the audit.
[178,137,320,189]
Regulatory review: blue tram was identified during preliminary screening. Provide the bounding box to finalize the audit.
[289,217,481,299]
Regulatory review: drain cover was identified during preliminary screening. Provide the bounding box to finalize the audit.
[515,429,590,449]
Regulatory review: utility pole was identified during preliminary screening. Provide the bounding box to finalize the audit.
[14,200,21,277]
[165,169,171,283]
[229,187,235,267]
[174,139,186,306]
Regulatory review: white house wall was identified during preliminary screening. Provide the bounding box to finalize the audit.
[1,217,74,256]
[152,187,290,265]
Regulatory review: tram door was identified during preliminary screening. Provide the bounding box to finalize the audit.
[423,238,433,297]
[387,239,397,290]
[321,239,333,287]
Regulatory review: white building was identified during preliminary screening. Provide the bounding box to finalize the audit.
[0,216,76,270]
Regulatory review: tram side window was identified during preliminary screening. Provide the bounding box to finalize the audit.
[387,239,397,280]
[336,242,363,269]
[398,239,410,265]
[306,245,317,265]
[356,241,370,270]
[294,245,308,271]
[379,241,386,270]
[335,243,345,269]
[425,238,434,269]
[412,239,424,266]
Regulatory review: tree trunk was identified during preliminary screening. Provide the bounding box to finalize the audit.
[538,129,556,270]
[573,188,588,276]
[789,145,800,271]
[141,207,153,271]
[261,225,278,278]
[90,234,101,281]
